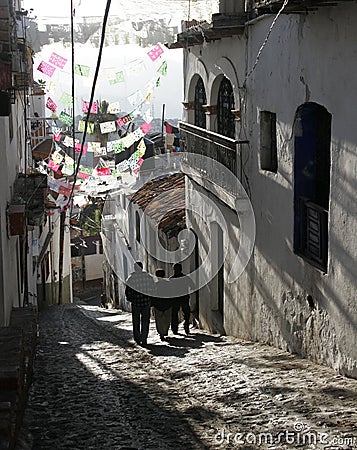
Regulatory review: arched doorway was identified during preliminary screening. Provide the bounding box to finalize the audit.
[293,102,331,271]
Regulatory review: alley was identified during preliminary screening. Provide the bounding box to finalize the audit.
[20,301,357,450]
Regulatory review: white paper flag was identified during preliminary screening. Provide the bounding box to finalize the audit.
[100,121,116,134]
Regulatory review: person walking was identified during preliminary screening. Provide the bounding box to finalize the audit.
[151,269,172,341]
[125,262,154,346]
[170,263,194,335]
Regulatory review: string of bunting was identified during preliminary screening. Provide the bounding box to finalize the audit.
[35,43,168,208]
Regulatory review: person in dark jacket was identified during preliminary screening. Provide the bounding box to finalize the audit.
[170,263,194,335]
[151,269,172,341]
[125,262,154,346]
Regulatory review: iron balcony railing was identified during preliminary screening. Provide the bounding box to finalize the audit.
[179,121,249,196]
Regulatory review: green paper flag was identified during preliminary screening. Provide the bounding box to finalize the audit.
[74,64,90,77]
[78,120,94,134]
[109,71,124,85]
[59,92,74,107]
[157,61,167,76]
[59,111,73,126]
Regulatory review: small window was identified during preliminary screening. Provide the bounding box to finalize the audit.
[260,111,277,173]
[135,211,140,243]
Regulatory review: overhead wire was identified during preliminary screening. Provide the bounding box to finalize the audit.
[243,0,289,87]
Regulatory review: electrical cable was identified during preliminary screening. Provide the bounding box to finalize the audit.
[243,0,289,87]
[66,0,112,210]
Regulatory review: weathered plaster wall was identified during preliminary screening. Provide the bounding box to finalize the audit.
[246,5,357,377]
[184,4,356,377]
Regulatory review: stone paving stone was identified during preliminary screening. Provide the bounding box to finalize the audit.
[18,303,357,450]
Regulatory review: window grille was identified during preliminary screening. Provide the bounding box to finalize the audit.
[217,77,235,138]
[194,77,207,129]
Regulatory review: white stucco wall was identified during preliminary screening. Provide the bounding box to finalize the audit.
[183,4,357,377]
[0,97,26,326]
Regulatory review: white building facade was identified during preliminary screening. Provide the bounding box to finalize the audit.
[177,0,356,377]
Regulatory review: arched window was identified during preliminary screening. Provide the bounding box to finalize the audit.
[217,77,235,138]
[194,77,206,129]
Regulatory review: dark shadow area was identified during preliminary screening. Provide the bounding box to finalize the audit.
[321,387,357,401]
[24,305,216,449]
[144,343,190,357]
[165,332,223,349]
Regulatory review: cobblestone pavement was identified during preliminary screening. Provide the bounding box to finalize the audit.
[20,301,357,450]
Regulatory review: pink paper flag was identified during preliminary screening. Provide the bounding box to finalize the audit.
[82,101,98,114]
[147,44,164,62]
[78,171,90,179]
[96,167,111,176]
[46,97,57,112]
[48,159,60,172]
[140,122,152,134]
[37,61,56,77]
[75,143,88,154]
[49,52,67,69]
[53,132,62,142]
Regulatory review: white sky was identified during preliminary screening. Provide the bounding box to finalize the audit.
[21,0,218,119]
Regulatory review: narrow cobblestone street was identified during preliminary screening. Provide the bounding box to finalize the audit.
[20,299,357,450]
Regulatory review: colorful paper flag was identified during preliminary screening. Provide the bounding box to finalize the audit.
[108,102,121,114]
[74,64,90,77]
[75,143,88,154]
[48,159,61,172]
[59,111,73,126]
[143,110,153,124]
[87,142,101,152]
[116,113,134,127]
[78,171,90,180]
[79,166,93,176]
[116,160,130,172]
[37,61,56,77]
[157,60,167,76]
[133,128,144,140]
[63,136,79,148]
[108,71,124,85]
[126,59,146,76]
[49,52,67,69]
[96,167,111,176]
[82,101,98,114]
[147,44,164,62]
[107,139,125,154]
[140,122,152,134]
[46,81,57,95]
[78,120,94,134]
[52,150,63,165]
[128,90,144,108]
[137,138,146,152]
[94,147,107,157]
[100,121,116,134]
[46,97,57,112]
[62,155,74,176]
[59,92,74,107]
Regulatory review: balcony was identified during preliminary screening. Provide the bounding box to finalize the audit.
[10,173,48,228]
[170,16,246,49]
[180,122,249,199]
